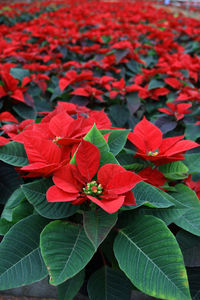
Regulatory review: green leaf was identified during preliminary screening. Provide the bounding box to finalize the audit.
[108,105,130,128]
[114,215,191,300]
[148,79,165,90]
[185,124,200,141]
[99,151,119,167]
[0,161,23,204]
[0,218,13,235]
[83,209,117,249]
[1,188,26,221]
[12,200,33,222]
[70,124,109,164]
[13,103,36,120]
[40,221,95,285]
[122,163,144,172]
[22,178,78,219]
[187,268,200,300]
[185,153,200,174]
[170,184,200,236]
[57,270,85,300]
[129,195,188,226]
[0,141,28,166]
[87,266,132,300]
[108,130,129,156]
[158,161,188,180]
[177,230,200,267]
[132,181,174,208]
[0,215,48,290]
[84,124,109,154]
[10,67,30,80]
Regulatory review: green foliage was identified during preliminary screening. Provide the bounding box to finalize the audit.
[148,79,165,90]
[87,266,132,300]
[158,161,189,180]
[0,215,48,290]
[177,230,200,267]
[22,178,78,219]
[0,141,28,166]
[108,130,129,155]
[170,184,200,236]
[57,270,85,300]
[132,181,174,208]
[40,221,95,285]
[114,215,191,300]
[83,209,117,249]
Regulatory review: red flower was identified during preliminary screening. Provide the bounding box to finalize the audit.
[0,70,25,103]
[185,175,200,200]
[164,77,182,89]
[20,136,69,177]
[47,140,142,214]
[0,137,9,146]
[71,85,104,102]
[0,111,18,123]
[138,166,166,189]
[158,102,192,120]
[128,117,199,165]
[59,70,94,91]
[109,78,142,99]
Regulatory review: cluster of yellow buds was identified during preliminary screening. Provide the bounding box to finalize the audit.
[148,151,159,157]
[52,136,62,146]
[83,181,103,196]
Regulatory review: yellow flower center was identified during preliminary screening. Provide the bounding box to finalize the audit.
[83,181,103,196]
[148,151,159,157]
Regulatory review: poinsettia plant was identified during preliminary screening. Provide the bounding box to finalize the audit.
[0,101,199,300]
[0,0,200,299]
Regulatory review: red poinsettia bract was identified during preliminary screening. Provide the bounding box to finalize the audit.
[20,136,69,177]
[128,117,199,165]
[158,102,192,120]
[0,70,25,103]
[47,140,142,213]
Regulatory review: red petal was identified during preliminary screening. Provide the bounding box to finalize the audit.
[89,110,112,129]
[46,185,78,202]
[164,77,181,89]
[138,166,166,187]
[123,191,136,205]
[11,89,25,103]
[67,117,93,139]
[159,135,184,154]
[24,137,61,164]
[59,78,71,91]
[153,87,170,97]
[177,103,192,113]
[0,86,7,98]
[129,117,163,152]
[56,138,80,146]
[0,112,18,123]
[158,108,172,115]
[71,88,89,97]
[0,137,9,146]
[53,165,80,193]
[87,195,125,214]
[97,164,124,187]
[106,171,142,194]
[49,112,73,137]
[176,114,184,121]
[22,77,31,87]
[21,162,59,176]
[110,90,118,99]
[76,140,100,181]
[164,140,199,156]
